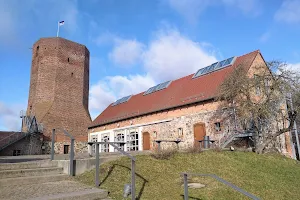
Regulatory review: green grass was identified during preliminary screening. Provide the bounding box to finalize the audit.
[77,151,300,200]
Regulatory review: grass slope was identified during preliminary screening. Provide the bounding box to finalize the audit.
[77,151,300,200]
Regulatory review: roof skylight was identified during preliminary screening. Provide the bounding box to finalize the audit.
[193,56,236,78]
[112,95,132,106]
[144,80,172,95]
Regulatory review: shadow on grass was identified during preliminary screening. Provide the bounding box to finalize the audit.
[100,163,148,200]
[180,194,202,200]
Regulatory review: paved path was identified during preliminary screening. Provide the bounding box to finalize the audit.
[0,180,94,200]
[0,180,109,200]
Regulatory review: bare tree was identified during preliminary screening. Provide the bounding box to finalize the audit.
[217,61,300,154]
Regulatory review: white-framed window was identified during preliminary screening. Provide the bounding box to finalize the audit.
[127,129,139,151]
[101,133,110,152]
[114,131,125,152]
[90,135,98,155]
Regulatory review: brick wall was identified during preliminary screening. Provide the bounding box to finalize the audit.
[25,37,91,153]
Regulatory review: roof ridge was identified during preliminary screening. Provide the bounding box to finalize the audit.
[237,49,260,58]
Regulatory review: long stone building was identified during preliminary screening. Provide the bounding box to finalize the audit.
[88,50,293,157]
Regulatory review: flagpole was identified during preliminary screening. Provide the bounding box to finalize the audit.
[56,21,60,37]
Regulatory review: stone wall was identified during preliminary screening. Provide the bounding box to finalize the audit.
[43,141,88,154]
[0,133,43,156]
[141,108,235,151]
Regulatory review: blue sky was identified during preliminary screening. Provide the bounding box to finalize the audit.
[0,0,300,131]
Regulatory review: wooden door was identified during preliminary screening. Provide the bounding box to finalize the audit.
[194,123,206,148]
[143,132,150,150]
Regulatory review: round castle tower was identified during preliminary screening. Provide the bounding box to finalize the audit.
[26,37,91,153]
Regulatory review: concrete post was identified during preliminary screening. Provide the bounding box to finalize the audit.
[95,143,100,186]
[70,138,75,176]
[131,159,136,200]
[51,129,55,160]
[183,173,188,200]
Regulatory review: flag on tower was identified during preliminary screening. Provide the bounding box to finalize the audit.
[57,20,65,37]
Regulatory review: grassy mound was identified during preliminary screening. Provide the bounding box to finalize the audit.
[77,151,300,200]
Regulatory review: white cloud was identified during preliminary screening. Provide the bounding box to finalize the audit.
[0,102,24,131]
[109,39,145,66]
[287,63,300,72]
[90,27,218,117]
[275,0,300,24]
[166,0,262,23]
[89,81,116,119]
[89,75,155,119]
[107,74,155,97]
[143,29,217,81]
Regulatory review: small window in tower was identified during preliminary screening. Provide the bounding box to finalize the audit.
[68,58,70,62]
[214,122,221,132]
[71,72,74,77]
[36,46,39,57]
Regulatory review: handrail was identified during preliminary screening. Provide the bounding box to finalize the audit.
[87,141,136,200]
[181,172,260,200]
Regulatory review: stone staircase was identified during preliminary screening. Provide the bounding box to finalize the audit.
[0,160,110,200]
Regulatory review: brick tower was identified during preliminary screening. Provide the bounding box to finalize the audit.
[26,37,91,153]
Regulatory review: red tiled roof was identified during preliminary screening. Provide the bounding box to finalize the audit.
[90,50,260,128]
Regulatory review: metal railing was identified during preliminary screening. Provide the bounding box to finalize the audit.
[181,172,260,200]
[51,128,75,176]
[87,141,136,200]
